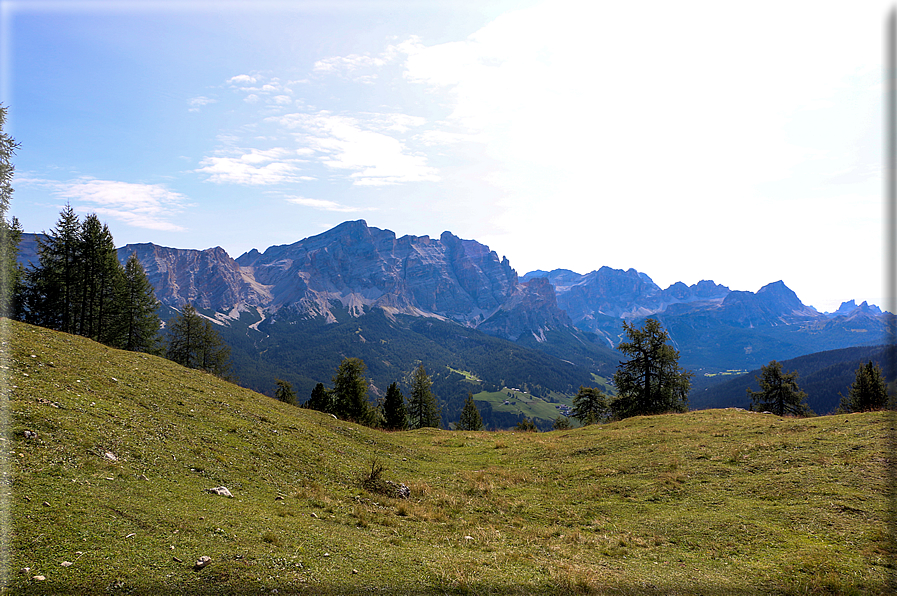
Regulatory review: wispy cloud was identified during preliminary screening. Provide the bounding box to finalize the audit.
[31,177,190,231]
[226,74,257,86]
[271,112,438,186]
[195,148,306,185]
[285,196,369,213]
[188,96,217,112]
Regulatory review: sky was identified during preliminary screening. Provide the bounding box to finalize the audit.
[0,0,891,313]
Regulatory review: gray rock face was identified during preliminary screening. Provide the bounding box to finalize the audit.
[526,267,731,332]
[117,243,271,314]
[125,220,547,337]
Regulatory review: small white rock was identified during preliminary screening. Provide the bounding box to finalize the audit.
[33,575,45,581]
[60,561,72,567]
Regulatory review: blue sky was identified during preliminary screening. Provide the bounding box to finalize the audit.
[0,0,890,313]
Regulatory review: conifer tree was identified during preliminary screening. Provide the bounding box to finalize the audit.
[77,214,120,342]
[408,364,440,429]
[332,357,374,424]
[571,386,609,425]
[0,105,21,317]
[305,382,334,413]
[0,216,22,318]
[456,393,484,431]
[747,360,813,417]
[24,204,82,333]
[274,379,297,406]
[165,304,232,378]
[114,253,161,353]
[382,381,409,430]
[611,319,692,419]
[838,360,888,413]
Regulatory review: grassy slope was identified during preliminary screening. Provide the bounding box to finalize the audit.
[4,319,893,595]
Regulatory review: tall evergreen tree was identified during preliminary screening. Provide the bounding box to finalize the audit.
[747,360,813,417]
[571,386,610,425]
[0,216,22,318]
[838,360,888,413]
[408,365,440,429]
[0,105,21,317]
[165,304,232,378]
[382,381,409,430]
[332,357,374,424]
[456,393,484,431]
[114,253,161,353]
[611,319,692,419]
[274,379,297,406]
[305,382,334,413]
[24,204,82,333]
[77,214,120,342]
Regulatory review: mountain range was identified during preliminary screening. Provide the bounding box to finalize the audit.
[17,220,893,424]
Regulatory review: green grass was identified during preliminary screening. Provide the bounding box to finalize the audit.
[3,319,894,594]
[473,388,573,423]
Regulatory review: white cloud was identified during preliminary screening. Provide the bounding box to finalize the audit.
[244,94,260,104]
[188,96,216,112]
[45,178,189,231]
[195,148,306,185]
[227,74,257,85]
[285,196,369,213]
[271,112,439,186]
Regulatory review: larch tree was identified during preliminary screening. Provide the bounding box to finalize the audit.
[77,214,121,343]
[165,304,232,378]
[305,382,334,413]
[408,365,440,429]
[24,204,82,333]
[611,319,692,419]
[456,393,484,431]
[114,253,161,354]
[0,105,21,317]
[571,386,610,425]
[838,360,888,413]
[747,360,813,417]
[382,381,409,430]
[332,357,374,424]
[274,379,297,406]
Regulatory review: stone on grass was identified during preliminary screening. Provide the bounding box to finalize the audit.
[193,556,211,571]
[61,561,72,567]
[205,486,233,498]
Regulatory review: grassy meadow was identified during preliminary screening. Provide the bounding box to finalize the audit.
[2,319,893,594]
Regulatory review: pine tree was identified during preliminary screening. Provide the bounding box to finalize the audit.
[114,253,161,353]
[0,105,21,317]
[611,319,692,419]
[382,381,409,430]
[552,416,572,430]
[457,393,484,431]
[305,382,334,413]
[747,360,813,417]
[77,214,121,342]
[0,216,22,318]
[332,357,374,424]
[25,205,82,332]
[838,360,888,413]
[515,417,538,432]
[408,365,440,429]
[165,304,232,378]
[274,379,297,406]
[571,386,609,425]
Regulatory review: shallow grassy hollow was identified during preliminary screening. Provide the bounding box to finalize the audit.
[1,319,893,595]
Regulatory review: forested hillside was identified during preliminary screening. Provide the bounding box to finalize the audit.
[691,344,893,414]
